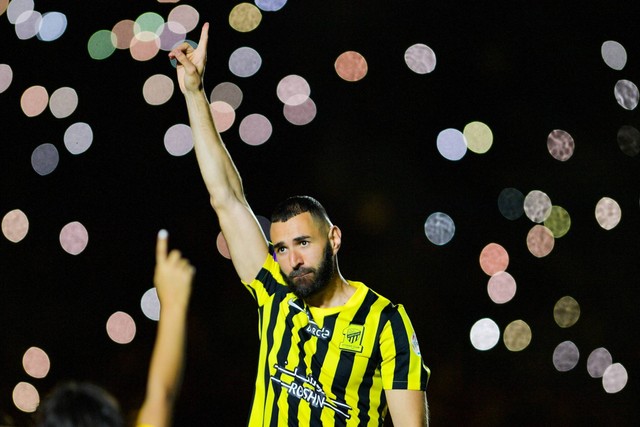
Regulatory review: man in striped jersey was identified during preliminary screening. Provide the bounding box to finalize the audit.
[170,24,430,426]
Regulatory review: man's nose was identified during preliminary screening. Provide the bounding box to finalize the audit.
[289,249,303,269]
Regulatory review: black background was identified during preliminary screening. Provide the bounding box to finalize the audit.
[2,1,640,425]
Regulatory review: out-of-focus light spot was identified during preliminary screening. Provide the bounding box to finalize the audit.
[587,347,613,378]
[49,87,78,119]
[277,74,310,106]
[553,341,580,372]
[602,363,628,393]
[617,125,640,156]
[553,295,580,328]
[423,212,455,246]
[12,382,39,413]
[64,122,93,155]
[60,221,89,255]
[229,46,262,77]
[88,30,117,60]
[141,288,160,321]
[498,187,524,220]
[210,82,243,109]
[1,0,9,15]
[106,311,136,344]
[544,205,571,238]
[168,4,199,33]
[130,35,160,61]
[255,0,287,12]
[503,320,531,352]
[487,271,516,304]
[2,209,29,243]
[601,41,627,71]
[404,43,436,74]
[21,85,48,117]
[239,113,272,146]
[158,21,187,51]
[257,215,272,241]
[436,128,467,161]
[595,197,621,230]
[524,190,552,223]
[210,101,236,132]
[470,318,500,351]
[216,231,231,259]
[547,129,575,161]
[157,0,180,3]
[143,74,174,105]
[112,20,135,50]
[37,11,67,41]
[335,51,368,82]
[7,0,33,24]
[463,121,492,154]
[614,79,639,110]
[0,64,13,93]
[479,242,509,275]
[229,3,262,33]
[15,10,41,40]
[31,143,59,176]
[23,347,50,378]
[526,224,555,258]
[134,11,164,36]
[283,97,317,126]
[164,123,193,156]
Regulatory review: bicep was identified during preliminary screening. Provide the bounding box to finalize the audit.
[385,389,428,427]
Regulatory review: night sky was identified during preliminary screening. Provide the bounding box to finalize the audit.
[2,1,640,425]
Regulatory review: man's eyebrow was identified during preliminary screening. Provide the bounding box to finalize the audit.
[293,235,311,243]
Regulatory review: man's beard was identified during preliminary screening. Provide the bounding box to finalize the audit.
[282,242,335,299]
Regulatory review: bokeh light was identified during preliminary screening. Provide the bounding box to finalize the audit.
[168,4,200,33]
[229,2,262,33]
[553,296,580,328]
[423,212,455,246]
[283,97,317,126]
[88,30,117,60]
[277,74,310,106]
[547,129,575,161]
[587,347,613,378]
[404,43,436,74]
[487,271,516,304]
[49,86,78,119]
[595,197,621,230]
[112,19,135,50]
[37,11,67,41]
[106,311,136,344]
[141,288,160,321]
[31,143,59,176]
[616,125,640,157]
[157,21,187,51]
[15,10,41,40]
[335,51,368,82]
[229,46,262,78]
[59,221,89,255]
[22,346,50,379]
[553,341,580,372]
[0,63,13,93]
[239,113,272,146]
[602,363,628,393]
[216,231,231,259]
[436,128,467,161]
[210,101,236,132]
[64,122,93,155]
[526,224,555,258]
[614,79,638,110]
[134,11,164,36]
[21,85,49,117]
[497,187,524,220]
[6,0,33,24]
[2,209,29,243]
[143,74,174,105]
[0,0,8,15]
[463,121,492,154]
[130,35,160,61]
[479,242,509,276]
[164,123,193,156]
[601,40,627,70]
[12,382,39,413]
[255,0,287,11]
[524,190,552,223]
[210,82,243,109]
[544,205,571,238]
[470,318,500,351]
[503,320,531,352]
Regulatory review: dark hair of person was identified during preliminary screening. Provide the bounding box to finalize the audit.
[270,195,331,227]
[35,382,124,427]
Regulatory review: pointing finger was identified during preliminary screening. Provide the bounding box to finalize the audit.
[156,229,168,262]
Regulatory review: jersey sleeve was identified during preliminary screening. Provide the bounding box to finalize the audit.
[379,304,430,390]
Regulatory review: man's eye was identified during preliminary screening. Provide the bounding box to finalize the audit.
[300,241,309,246]
[276,247,286,253]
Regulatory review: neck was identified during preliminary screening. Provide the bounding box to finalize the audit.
[305,271,354,308]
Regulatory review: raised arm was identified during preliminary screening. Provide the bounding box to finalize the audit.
[137,230,195,427]
[385,390,429,427]
[169,24,268,283]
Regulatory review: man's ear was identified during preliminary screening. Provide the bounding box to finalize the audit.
[328,225,342,254]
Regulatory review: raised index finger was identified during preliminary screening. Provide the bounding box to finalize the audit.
[156,229,169,262]
[197,22,210,51]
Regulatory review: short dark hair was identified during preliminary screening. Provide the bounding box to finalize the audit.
[35,382,124,427]
[270,196,331,227]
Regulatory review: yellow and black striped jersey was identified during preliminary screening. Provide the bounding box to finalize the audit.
[242,254,430,426]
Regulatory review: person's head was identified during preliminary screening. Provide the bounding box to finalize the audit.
[270,196,342,299]
[35,382,124,427]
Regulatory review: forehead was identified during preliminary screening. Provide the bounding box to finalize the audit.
[270,212,324,241]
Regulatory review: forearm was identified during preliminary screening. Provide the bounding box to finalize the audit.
[385,389,428,427]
